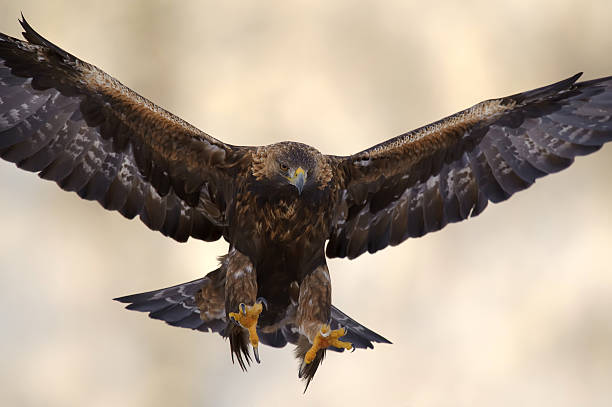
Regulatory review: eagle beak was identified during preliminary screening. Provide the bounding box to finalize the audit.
[288,167,307,195]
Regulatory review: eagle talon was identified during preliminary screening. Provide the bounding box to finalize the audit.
[256,297,268,310]
[228,302,264,362]
[304,324,353,364]
[253,345,260,364]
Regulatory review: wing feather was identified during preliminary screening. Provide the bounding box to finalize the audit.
[328,73,612,259]
[0,17,252,242]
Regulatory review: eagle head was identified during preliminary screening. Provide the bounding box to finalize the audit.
[251,142,332,196]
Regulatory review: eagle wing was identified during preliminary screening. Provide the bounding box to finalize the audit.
[327,74,612,259]
[0,17,252,242]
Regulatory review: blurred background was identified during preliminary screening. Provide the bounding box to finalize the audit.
[1,1,612,406]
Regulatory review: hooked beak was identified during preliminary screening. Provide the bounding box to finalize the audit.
[288,167,307,195]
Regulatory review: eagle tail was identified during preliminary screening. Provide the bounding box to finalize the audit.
[115,271,391,382]
[113,269,228,334]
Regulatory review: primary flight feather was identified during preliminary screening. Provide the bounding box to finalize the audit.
[1,16,611,389]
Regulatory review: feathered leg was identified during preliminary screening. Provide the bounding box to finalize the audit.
[295,264,352,390]
[224,247,263,368]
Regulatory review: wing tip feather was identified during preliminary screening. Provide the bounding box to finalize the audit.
[18,14,76,63]
[511,72,583,104]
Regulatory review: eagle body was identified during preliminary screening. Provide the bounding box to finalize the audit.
[2,17,612,389]
[223,142,344,375]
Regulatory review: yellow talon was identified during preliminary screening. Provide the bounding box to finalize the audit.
[304,324,353,364]
[229,302,264,362]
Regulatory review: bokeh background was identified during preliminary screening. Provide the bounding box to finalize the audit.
[1,1,612,406]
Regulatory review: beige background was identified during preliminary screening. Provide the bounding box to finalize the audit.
[1,1,612,406]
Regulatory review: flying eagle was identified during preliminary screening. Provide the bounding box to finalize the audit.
[1,17,611,388]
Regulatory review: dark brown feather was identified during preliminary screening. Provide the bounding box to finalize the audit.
[228,323,252,371]
[8,17,611,389]
[327,74,612,259]
[295,335,325,392]
[0,17,253,243]
[115,273,389,346]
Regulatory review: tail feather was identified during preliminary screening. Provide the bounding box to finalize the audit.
[329,305,392,350]
[114,271,226,334]
[115,271,391,382]
[258,329,289,348]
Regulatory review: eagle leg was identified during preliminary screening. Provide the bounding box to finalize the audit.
[304,324,353,364]
[228,300,264,363]
[224,247,261,364]
[295,263,353,389]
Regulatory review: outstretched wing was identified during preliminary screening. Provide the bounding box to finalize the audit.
[327,73,612,259]
[0,17,252,242]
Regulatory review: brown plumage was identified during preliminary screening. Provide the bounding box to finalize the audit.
[1,16,612,389]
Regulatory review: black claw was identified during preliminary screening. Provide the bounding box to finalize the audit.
[239,303,246,314]
[253,346,261,364]
[256,297,268,310]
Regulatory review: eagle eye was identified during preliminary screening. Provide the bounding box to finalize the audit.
[279,162,289,172]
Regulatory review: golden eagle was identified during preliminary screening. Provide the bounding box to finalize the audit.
[1,17,611,388]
